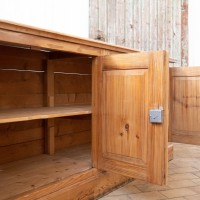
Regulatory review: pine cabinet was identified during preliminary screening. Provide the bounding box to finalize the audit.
[0,20,169,200]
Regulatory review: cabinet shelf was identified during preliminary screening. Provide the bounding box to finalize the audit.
[0,104,91,123]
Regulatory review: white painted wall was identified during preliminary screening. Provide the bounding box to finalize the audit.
[189,0,200,66]
[0,0,89,38]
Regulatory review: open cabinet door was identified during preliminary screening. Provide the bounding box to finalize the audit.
[92,51,169,185]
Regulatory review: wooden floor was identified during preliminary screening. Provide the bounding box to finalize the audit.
[100,143,200,200]
[0,144,91,200]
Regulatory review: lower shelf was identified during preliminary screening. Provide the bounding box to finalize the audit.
[0,144,91,200]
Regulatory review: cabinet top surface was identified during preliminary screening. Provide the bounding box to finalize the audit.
[0,19,139,55]
[0,20,176,63]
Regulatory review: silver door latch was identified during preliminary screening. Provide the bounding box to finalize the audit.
[149,109,164,123]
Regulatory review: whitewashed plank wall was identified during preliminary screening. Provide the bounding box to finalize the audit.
[89,0,188,66]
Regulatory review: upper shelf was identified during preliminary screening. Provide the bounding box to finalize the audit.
[0,105,91,123]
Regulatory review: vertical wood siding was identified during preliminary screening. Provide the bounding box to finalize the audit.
[89,0,188,66]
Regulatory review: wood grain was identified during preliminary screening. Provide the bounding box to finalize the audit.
[52,57,92,74]
[89,0,99,40]
[98,51,169,185]
[181,0,188,66]
[170,67,200,145]
[0,105,91,123]
[0,140,44,165]
[124,0,133,48]
[168,143,174,161]
[98,0,107,42]
[1,144,130,200]
[116,0,125,46]
[147,51,169,185]
[15,169,131,200]
[0,144,92,200]
[102,69,148,165]
[0,45,47,71]
[172,0,182,66]
[0,70,44,109]
[157,0,166,50]
[166,0,173,59]
[103,52,149,70]
[0,20,139,56]
[107,0,116,45]
[149,0,157,51]
[89,0,188,66]
[133,0,142,50]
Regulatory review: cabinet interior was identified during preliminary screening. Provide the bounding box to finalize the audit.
[0,44,93,199]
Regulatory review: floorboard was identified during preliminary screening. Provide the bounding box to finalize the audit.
[0,144,91,200]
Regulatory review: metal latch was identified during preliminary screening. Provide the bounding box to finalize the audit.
[149,109,164,123]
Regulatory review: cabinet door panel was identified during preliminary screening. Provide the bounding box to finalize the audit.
[103,70,148,166]
[93,51,169,185]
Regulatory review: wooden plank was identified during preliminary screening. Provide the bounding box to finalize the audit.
[170,67,200,76]
[115,0,125,46]
[54,117,91,137]
[52,57,92,74]
[0,55,46,71]
[172,0,182,65]
[172,134,200,146]
[0,121,43,165]
[169,67,173,142]
[45,60,55,155]
[0,144,92,199]
[55,74,91,94]
[89,0,99,40]
[0,70,44,109]
[147,51,169,185]
[55,131,91,151]
[98,0,107,42]
[166,0,173,60]
[45,119,55,155]
[124,0,133,48]
[181,0,188,66]
[168,143,173,161]
[0,94,44,109]
[46,60,54,107]
[55,93,91,106]
[0,29,102,57]
[0,127,43,146]
[0,105,92,124]
[88,0,181,63]
[0,140,44,164]
[149,0,158,50]
[41,172,130,200]
[53,56,92,106]
[141,0,150,51]
[107,0,116,45]
[157,0,166,50]
[103,52,149,70]
[102,69,148,168]
[0,45,47,72]
[98,51,169,185]
[170,67,200,145]
[0,71,44,95]
[133,0,142,49]
[0,20,139,56]
[15,169,131,200]
[0,45,47,61]
[92,57,103,168]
